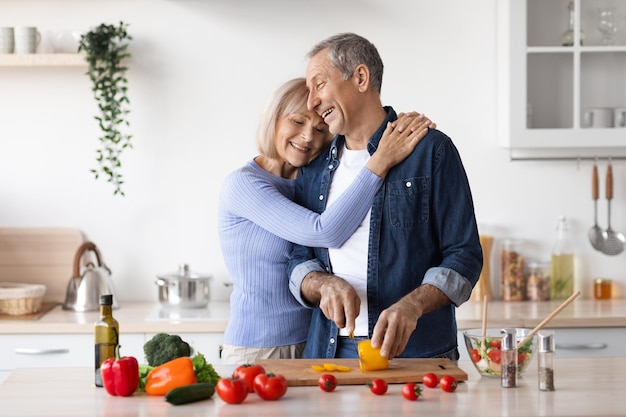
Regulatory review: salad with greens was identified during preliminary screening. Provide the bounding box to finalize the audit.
[467,335,533,376]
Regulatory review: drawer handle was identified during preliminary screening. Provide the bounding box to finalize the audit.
[555,343,608,351]
[15,348,70,355]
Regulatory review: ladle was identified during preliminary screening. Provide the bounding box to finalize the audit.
[601,161,625,256]
[588,162,604,251]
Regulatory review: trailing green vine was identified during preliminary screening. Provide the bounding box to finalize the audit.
[79,22,133,196]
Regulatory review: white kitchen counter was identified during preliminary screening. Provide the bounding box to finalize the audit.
[0,301,230,334]
[1,357,624,416]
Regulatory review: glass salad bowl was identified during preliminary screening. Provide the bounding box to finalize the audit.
[463,328,536,378]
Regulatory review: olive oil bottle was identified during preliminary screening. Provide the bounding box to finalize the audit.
[551,216,575,300]
[94,294,118,387]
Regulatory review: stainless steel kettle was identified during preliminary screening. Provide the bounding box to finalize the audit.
[62,241,119,311]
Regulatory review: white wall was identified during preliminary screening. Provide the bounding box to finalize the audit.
[1,0,624,303]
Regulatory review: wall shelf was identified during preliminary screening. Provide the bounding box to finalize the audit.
[0,54,86,67]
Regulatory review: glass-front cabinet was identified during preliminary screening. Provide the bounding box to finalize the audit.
[497,0,626,159]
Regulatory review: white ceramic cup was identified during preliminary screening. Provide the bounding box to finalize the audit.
[614,108,626,128]
[14,26,41,54]
[584,107,614,128]
[0,27,14,53]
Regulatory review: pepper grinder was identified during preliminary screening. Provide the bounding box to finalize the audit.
[538,332,556,391]
[501,328,518,388]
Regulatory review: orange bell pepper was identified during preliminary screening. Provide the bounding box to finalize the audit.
[144,356,197,396]
[358,340,389,371]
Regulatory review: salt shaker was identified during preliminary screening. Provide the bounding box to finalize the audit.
[501,328,517,388]
[538,331,556,391]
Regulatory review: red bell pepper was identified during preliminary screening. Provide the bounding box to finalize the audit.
[101,346,139,397]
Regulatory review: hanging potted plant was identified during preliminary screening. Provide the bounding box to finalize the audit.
[79,22,133,196]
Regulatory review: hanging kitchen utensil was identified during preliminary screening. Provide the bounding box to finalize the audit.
[588,162,604,251]
[62,242,119,311]
[601,161,625,255]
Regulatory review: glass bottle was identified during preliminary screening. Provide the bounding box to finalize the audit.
[550,216,575,300]
[538,332,555,391]
[561,0,584,46]
[94,294,119,387]
[500,328,517,388]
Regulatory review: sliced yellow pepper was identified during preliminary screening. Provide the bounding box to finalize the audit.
[357,340,389,371]
[311,363,351,372]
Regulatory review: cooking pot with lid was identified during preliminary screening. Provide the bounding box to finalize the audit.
[155,264,212,308]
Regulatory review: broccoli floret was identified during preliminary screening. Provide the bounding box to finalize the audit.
[143,332,192,366]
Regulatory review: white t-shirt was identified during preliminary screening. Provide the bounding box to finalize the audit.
[326,147,371,337]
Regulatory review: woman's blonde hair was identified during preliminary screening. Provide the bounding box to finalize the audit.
[257,78,310,159]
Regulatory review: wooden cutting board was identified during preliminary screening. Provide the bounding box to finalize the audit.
[255,358,468,386]
[0,228,85,303]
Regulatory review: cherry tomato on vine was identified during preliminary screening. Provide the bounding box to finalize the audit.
[368,378,388,395]
[422,372,439,388]
[253,373,288,401]
[318,374,337,392]
[233,364,265,393]
[401,382,422,401]
[216,377,248,404]
[440,375,458,393]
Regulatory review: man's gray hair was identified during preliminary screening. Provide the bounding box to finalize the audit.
[307,32,384,94]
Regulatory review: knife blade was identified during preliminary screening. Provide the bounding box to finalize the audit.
[349,332,363,371]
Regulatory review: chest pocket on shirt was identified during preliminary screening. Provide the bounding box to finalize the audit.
[387,176,429,228]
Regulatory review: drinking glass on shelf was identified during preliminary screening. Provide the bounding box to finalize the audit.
[597,8,618,45]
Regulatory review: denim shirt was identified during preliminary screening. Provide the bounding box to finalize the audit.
[288,107,483,359]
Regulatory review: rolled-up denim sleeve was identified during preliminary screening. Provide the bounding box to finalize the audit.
[289,259,325,308]
[422,266,473,307]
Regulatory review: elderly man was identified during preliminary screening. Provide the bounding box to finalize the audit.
[288,33,482,360]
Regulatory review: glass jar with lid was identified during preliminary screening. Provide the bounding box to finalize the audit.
[526,261,551,301]
[500,239,526,301]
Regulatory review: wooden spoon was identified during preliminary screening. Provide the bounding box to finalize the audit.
[480,295,488,354]
[518,291,581,347]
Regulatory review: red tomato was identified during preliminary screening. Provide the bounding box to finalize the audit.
[233,364,266,393]
[470,348,482,363]
[422,372,439,388]
[253,373,288,401]
[489,339,502,349]
[318,374,337,392]
[487,349,501,365]
[401,382,422,401]
[440,375,458,393]
[518,352,526,366]
[369,378,388,395]
[216,377,248,404]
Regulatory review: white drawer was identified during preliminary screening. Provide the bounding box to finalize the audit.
[0,333,145,370]
[552,328,626,358]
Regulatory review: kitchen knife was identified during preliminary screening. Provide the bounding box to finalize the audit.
[349,332,363,370]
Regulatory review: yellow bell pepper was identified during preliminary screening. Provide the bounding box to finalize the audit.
[357,340,389,371]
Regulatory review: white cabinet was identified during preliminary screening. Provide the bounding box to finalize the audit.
[552,327,626,358]
[0,333,145,385]
[497,0,626,159]
[0,331,224,385]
